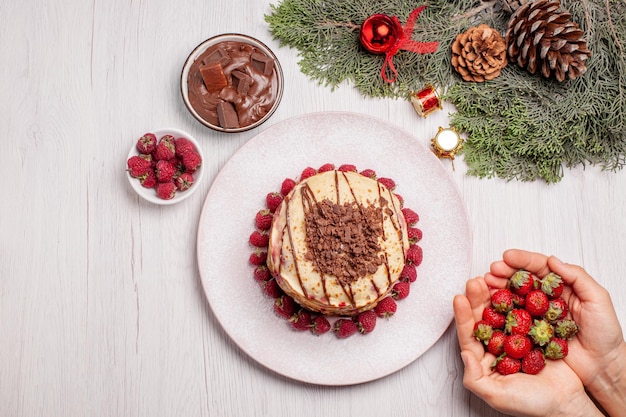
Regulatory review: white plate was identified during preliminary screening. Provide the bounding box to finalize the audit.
[197,112,472,385]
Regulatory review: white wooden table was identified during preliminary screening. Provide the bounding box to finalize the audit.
[2,0,625,416]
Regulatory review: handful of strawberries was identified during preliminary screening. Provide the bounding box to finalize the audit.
[473,270,579,375]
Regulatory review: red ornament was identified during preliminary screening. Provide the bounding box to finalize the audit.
[359,6,439,83]
[360,14,403,54]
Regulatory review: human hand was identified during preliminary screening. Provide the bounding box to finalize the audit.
[454,276,603,417]
[485,249,626,416]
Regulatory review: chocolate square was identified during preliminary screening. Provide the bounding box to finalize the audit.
[199,62,228,93]
[202,47,231,67]
[251,52,274,76]
[216,101,240,129]
[231,70,252,95]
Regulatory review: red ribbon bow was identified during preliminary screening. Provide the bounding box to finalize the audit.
[381,6,439,83]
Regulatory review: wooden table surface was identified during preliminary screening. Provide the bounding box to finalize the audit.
[2,0,625,416]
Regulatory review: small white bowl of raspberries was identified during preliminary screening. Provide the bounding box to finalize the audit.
[126,128,204,205]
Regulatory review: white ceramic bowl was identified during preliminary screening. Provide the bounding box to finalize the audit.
[126,128,205,205]
[180,33,284,133]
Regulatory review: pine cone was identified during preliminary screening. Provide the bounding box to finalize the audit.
[451,24,508,82]
[505,0,592,82]
[500,0,530,14]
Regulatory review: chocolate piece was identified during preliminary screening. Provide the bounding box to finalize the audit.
[199,62,228,93]
[251,52,274,76]
[216,101,239,129]
[231,70,252,95]
[202,46,231,67]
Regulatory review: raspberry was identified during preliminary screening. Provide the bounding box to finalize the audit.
[175,172,194,191]
[394,193,404,207]
[249,230,269,248]
[378,177,396,190]
[127,155,152,178]
[337,164,357,172]
[407,227,423,243]
[317,163,335,172]
[266,192,284,213]
[280,178,296,196]
[155,160,176,183]
[181,150,202,172]
[374,297,397,318]
[249,250,267,266]
[391,281,410,300]
[253,265,271,282]
[274,295,297,319]
[310,315,331,335]
[261,279,282,298]
[406,244,423,265]
[153,135,176,161]
[300,167,317,180]
[359,168,377,179]
[136,133,157,154]
[254,209,273,231]
[401,207,420,225]
[399,264,417,283]
[174,137,196,157]
[140,170,157,188]
[356,310,377,334]
[291,310,312,331]
[333,318,358,338]
[155,181,176,200]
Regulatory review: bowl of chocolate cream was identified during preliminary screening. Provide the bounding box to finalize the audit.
[181,34,284,133]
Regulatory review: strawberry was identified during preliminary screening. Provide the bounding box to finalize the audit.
[405,244,423,266]
[356,310,377,334]
[486,330,506,356]
[249,230,269,248]
[378,177,396,191]
[249,250,267,266]
[407,227,423,243]
[374,296,397,318]
[127,155,152,178]
[503,334,532,359]
[140,169,157,188]
[509,270,537,296]
[505,308,532,335]
[391,281,410,300]
[545,337,568,359]
[300,167,317,180]
[273,295,297,318]
[491,289,514,314]
[155,160,177,183]
[310,315,331,335]
[545,297,568,323]
[280,178,296,196]
[318,163,335,172]
[266,192,284,213]
[399,264,417,283]
[181,150,202,172]
[136,133,157,154]
[554,319,579,340]
[333,318,358,338]
[521,348,546,375]
[493,355,521,375]
[173,137,196,157]
[473,320,494,344]
[401,207,419,225]
[255,209,273,231]
[359,168,377,179]
[482,306,506,329]
[541,272,564,298]
[175,172,194,191]
[528,319,554,346]
[253,265,271,282]
[525,289,550,317]
[261,279,282,298]
[337,164,357,172]
[291,309,312,331]
[153,135,176,161]
[511,292,526,308]
[155,181,176,200]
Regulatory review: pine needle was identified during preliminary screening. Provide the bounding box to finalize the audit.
[266,0,626,182]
